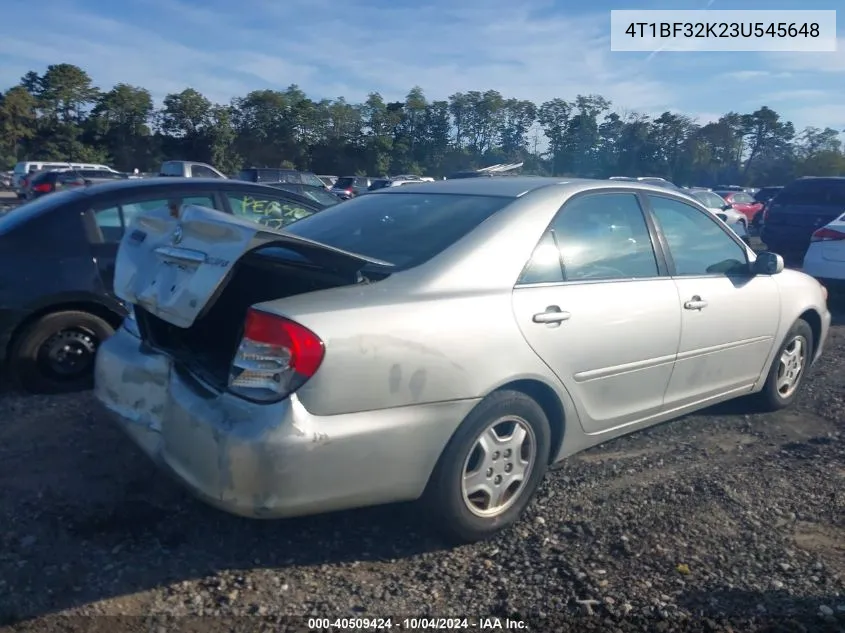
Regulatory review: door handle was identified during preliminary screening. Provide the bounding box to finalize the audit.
[532,306,571,324]
[683,295,708,310]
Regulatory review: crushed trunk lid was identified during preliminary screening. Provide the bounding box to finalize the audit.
[114,204,391,329]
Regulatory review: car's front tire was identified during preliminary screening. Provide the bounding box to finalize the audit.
[753,318,813,412]
[424,390,551,544]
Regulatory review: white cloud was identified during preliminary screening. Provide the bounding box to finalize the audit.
[764,38,845,73]
[721,70,792,80]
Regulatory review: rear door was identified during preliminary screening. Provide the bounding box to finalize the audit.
[763,179,845,258]
[114,204,390,328]
[511,191,681,434]
[86,190,220,296]
[645,194,780,406]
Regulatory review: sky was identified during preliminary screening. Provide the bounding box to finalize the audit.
[0,0,842,135]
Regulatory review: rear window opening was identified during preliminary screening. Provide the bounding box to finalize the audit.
[136,249,380,390]
[334,177,355,189]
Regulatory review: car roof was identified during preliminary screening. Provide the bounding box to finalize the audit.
[370,176,686,198]
[70,177,277,196]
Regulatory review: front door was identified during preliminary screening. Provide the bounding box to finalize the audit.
[511,191,682,434]
[645,194,780,407]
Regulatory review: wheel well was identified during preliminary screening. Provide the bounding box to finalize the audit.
[799,309,822,358]
[494,379,566,465]
[6,302,124,360]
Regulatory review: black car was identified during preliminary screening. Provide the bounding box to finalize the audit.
[754,186,783,205]
[330,176,375,199]
[0,178,329,394]
[762,177,845,264]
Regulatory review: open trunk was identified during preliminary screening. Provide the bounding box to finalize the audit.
[115,204,391,389]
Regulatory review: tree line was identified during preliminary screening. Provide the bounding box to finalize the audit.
[0,63,842,185]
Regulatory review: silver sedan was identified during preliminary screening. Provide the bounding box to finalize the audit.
[94,177,831,543]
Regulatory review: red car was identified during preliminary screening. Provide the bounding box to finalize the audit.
[713,190,764,223]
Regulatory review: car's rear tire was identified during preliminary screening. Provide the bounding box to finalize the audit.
[752,319,813,412]
[9,310,115,394]
[423,390,551,544]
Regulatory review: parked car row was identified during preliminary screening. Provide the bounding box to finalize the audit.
[86,176,830,544]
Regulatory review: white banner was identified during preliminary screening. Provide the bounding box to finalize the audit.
[610,10,837,52]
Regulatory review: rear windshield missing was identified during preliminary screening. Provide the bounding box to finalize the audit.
[0,189,84,235]
[776,179,845,207]
[285,192,512,270]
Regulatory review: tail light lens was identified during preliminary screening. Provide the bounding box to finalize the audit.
[810,227,845,242]
[33,183,53,193]
[228,308,325,402]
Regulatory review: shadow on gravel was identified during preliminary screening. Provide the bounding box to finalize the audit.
[0,392,452,625]
[678,587,845,630]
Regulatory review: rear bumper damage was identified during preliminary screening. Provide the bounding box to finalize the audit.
[94,328,477,518]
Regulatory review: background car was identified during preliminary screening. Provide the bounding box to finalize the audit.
[159,160,227,178]
[27,168,127,199]
[95,177,828,544]
[802,213,845,292]
[237,167,327,190]
[0,178,330,394]
[685,188,750,240]
[331,176,375,199]
[762,177,845,265]
[317,175,337,188]
[714,190,764,225]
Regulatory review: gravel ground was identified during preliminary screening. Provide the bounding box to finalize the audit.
[0,300,843,633]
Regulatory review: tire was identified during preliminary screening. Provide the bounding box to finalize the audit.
[9,310,115,394]
[423,390,552,544]
[752,319,813,412]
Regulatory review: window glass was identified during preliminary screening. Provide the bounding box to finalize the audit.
[121,195,214,227]
[285,193,510,269]
[190,165,220,178]
[518,231,564,284]
[94,195,215,242]
[94,206,124,242]
[775,180,845,207]
[226,192,317,229]
[160,162,184,176]
[648,195,748,276]
[532,193,659,282]
[301,172,325,188]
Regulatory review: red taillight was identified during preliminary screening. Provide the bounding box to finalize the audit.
[228,308,325,401]
[811,228,845,242]
[345,188,353,194]
[33,183,53,193]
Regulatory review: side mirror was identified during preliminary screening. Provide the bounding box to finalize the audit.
[752,251,784,275]
[721,203,733,211]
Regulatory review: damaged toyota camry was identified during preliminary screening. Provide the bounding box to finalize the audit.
[94,177,831,543]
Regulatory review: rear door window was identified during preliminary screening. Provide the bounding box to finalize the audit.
[225,191,318,229]
[519,193,659,284]
[93,194,216,243]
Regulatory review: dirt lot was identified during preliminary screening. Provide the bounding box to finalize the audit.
[0,301,843,632]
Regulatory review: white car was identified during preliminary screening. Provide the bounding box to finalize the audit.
[686,189,749,241]
[802,213,845,291]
